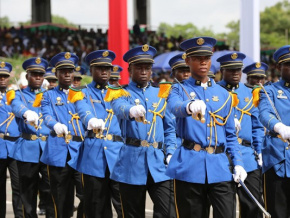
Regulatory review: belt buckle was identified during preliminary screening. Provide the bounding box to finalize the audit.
[193,144,201,151]
[0,133,4,139]
[106,134,113,141]
[141,140,149,147]
[31,135,38,140]
[40,136,47,141]
[152,142,158,148]
[238,138,243,144]
[206,147,215,154]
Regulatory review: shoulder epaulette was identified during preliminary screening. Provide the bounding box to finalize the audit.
[6,89,16,105]
[229,91,239,107]
[252,86,261,107]
[32,90,48,107]
[104,85,130,102]
[68,86,85,103]
[158,82,172,99]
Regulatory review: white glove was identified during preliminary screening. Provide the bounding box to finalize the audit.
[186,100,206,116]
[257,153,262,168]
[23,110,39,126]
[129,105,146,118]
[274,122,290,140]
[166,154,172,165]
[53,123,68,135]
[233,165,247,183]
[234,118,241,133]
[87,118,105,131]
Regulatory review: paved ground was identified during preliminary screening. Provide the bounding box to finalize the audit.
[6,177,241,218]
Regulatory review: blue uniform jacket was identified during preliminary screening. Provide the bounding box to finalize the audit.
[40,86,85,167]
[218,81,264,173]
[9,87,50,163]
[68,81,123,178]
[110,81,177,185]
[258,79,290,177]
[0,93,20,159]
[166,77,244,184]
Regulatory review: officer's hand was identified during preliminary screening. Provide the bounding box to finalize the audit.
[234,118,241,133]
[233,165,247,183]
[257,153,263,168]
[187,100,206,116]
[129,105,146,118]
[274,122,290,140]
[87,118,105,131]
[53,123,68,135]
[23,110,39,126]
[166,154,172,165]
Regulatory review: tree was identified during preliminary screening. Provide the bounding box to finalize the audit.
[0,16,11,27]
[157,22,214,39]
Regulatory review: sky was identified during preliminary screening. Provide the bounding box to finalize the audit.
[0,0,282,33]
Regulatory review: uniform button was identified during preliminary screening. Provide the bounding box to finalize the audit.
[39,134,42,136]
[5,102,7,105]
[204,87,207,90]
[6,133,9,136]
[286,147,289,150]
[207,137,210,140]
[67,101,70,104]
[208,111,211,113]
[206,99,209,102]
[146,98,148,101]
[69,111,71,113]
[68,131,71,134]
[235,115,237,118]
[68,121,71,124]
[207,124,210,127]
[104,146,107,150]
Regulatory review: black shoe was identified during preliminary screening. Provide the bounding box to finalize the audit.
[38,209,46,215]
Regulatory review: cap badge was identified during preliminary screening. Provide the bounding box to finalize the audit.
[75,66,81,71]
[182,53,187,59]
[113,66,118,72]
[35,57,41,64]
[0,62,5,68]
[255,62,261,68]
[197,38,204,45]
[231,53,238,60]
[51,68,56,73]
[102,51,109,57]
[65,52,71,59]
[142,44,149,52]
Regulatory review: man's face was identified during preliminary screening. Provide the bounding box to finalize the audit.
[222,68,242,85]
[0,75,9,90]
[47,79,58,89]
[185,55,211,79]
[90,66,111,84]
[56,68,74,88]
[174,67,190,82]
[26,71,44,89]
[73,77,82,87]
[247,75,265,86]
[278,62,290,81]
[129,63,152,85]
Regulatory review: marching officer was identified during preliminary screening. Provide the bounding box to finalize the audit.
[109,65,122,86]
[0,62,22,218]
[166,37,247,218]
[8,57,53,218]
[44,67,58,90]
[169,53,190,82]
[72,66,85,87]
[68,50,123,217]
[107,45,177,218]
[40,52,84,218]
[217,53,265,218]
[243,62,268,88]
[258,45,290,218]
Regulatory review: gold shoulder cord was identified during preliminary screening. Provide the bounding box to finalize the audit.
[236,96,254,123]
[69,112,84,141]
[0,112,15,134]
[208,93,233,151]
[147,98,167,143]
